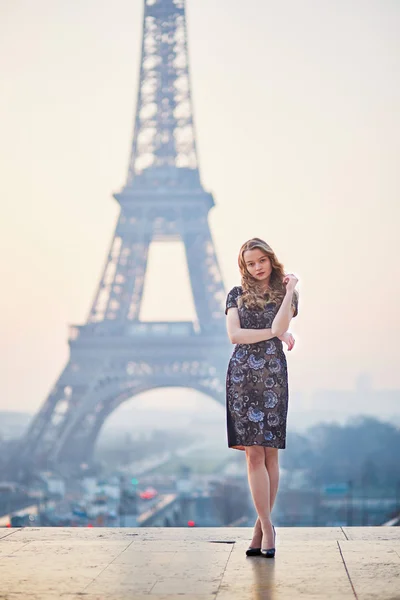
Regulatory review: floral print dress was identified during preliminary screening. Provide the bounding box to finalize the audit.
[225,286,298,451]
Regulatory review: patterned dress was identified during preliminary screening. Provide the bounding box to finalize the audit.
[225,286,298,451]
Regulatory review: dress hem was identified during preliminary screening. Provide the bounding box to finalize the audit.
[229,443,285,451]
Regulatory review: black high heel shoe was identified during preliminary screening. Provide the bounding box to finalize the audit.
[260,524,276,558]
[245,546,261,556]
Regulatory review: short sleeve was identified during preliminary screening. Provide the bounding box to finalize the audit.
[225,287,240,315]
[291,290,299,318]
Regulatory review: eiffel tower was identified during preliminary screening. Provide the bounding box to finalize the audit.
[14,0,230,473]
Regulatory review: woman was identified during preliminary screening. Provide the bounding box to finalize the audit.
[225,237,299,558]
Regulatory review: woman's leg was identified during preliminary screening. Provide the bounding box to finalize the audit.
[245,446,274,549]
[265,447,280,508]
[250,448,279,546]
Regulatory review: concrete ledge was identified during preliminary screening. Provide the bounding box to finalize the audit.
[0,527,399,599]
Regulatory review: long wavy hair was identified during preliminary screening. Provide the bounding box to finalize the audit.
[237,237,296,310]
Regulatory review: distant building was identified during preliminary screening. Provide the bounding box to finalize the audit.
[312,388,399,419]
[289,375,400,431]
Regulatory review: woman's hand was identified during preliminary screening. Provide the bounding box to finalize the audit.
[278,331,295,351]
[283,273,298,292]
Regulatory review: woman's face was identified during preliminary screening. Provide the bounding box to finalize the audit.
[243,249,272,283]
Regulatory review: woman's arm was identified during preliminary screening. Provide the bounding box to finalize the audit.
[226,307,277,344]
[271,275,299,337]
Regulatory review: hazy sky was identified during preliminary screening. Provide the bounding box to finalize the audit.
[0,0,399,414]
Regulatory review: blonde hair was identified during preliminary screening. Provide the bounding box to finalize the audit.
[237,237,297,310]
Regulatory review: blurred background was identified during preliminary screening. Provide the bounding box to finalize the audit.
[0,0,399,529]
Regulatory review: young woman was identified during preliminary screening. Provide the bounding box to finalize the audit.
[225,237,299,558]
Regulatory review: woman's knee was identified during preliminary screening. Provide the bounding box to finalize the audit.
[264,447,279,466]
[245,447,265,469]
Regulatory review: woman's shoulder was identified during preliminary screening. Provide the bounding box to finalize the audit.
[225,285,243,314]
[228,285,243,296]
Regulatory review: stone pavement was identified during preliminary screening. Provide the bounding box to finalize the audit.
[0,526,399,599]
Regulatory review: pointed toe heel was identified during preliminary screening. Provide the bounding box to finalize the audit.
[260,523,276,558]
[245,546,261,556]
[261,547,276,558]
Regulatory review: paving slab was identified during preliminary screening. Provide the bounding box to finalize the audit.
[0,526,398,599]
[0,528,21,540]
[343,526,400,542]
[338,539,400,600]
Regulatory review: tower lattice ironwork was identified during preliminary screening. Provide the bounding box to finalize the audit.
[14,0,231,473]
